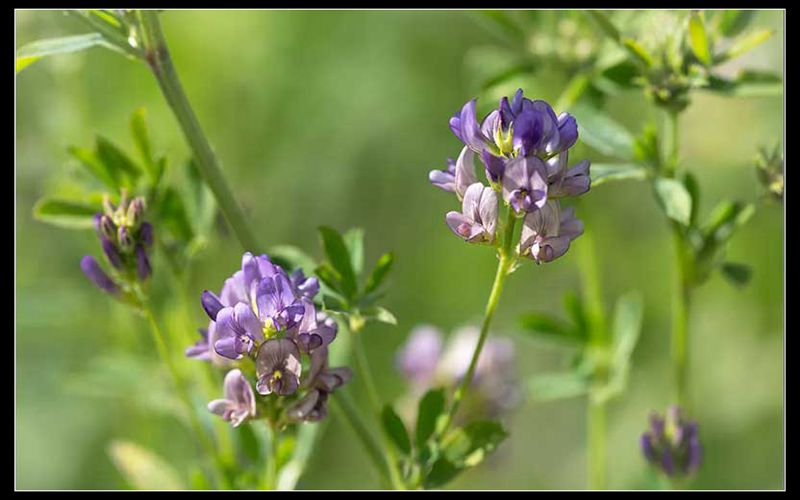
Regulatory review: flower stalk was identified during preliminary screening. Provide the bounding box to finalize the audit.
[135,10,262,253]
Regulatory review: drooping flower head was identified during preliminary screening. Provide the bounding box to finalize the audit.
[640,406,702,477]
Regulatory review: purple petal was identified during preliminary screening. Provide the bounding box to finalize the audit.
[478,186,498,238]
[459,99,489,152]
[139,222,154,247]
[80,256,119,295]
[480,150,506,183]
[101,237,122,269]
[556,113,578,152]
[136,245,151,281]
[201,290,225,320]
[454,146,477,200]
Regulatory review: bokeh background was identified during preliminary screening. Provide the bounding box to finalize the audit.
[16,10,783,490]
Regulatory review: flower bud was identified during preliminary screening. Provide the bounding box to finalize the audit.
[101,236,123,269]
[80,255,120,295]
[118,226,134,253]
[99,215,117,241]
[640,406,702,477]
[127,197,146,229]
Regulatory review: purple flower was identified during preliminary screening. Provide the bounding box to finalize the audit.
[445,182,498,243]
[255,272,306,333]
[641,406,702,477]
[395,325,444,386]
[80,255,120,296]
[291,301,338,353]
[429,157,456,193]
[449,99,492,153]
[213,302,264,359]
[502,156,549,214]
[289,269,320,300]
[255,338,302,396]
[288,346,352,422]
[82,194,154,293]
[546,151,591,198]
[518,201,584,264]
[185,327,212,361]
[201,290,225,321]
[208,369,257,428]
[499,89,577,158]
[396,325,520,419]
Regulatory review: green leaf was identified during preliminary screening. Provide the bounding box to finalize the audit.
[343,227,365,277]
[587,11,621,42]
[362,306,397,325]
[715,29,774,64]
[703,201,755,243]
[563,291,588,336]
[364,252,395,295]
[590,163,648,186]
[610,291,644,372]
[571,104,636,160]
[441,420,508,467]
[108,440,184,490]
[318,226,358,299]
[322,293,348,313]
[16,33,110,73]
[480,62,537,91]
[269,244,317,274]
[32,197,101,229]
[315,263,344,298]
[621,37,655,67]
[519,312,583,345]
[705,70,783,97]
[720,262,752,287]
[555,73,592,112]
[130,108,162,184]
[529,372,589,401]
[415,389,446,449]
[715,10,754,38]
[424,458,462,489]
[683,172,701,227]
[158,188,194,243]
[688,12,713,65]
[68,146,120,191]
[596,59,640,91]
[653,177,693,226]
[381,405,411,455]
[96,136,141,186]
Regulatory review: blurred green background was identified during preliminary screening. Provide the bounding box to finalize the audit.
[16,10,783,490]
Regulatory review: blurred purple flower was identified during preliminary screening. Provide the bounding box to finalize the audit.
[80,256,120,296]
[641,406,702,477]
[208,369,257,428]
[395,325,444,386]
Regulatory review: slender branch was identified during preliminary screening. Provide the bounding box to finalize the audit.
[135,10,262,253]
[331,392,393,488]
[670,227,691,410]
[587,397,607,490]
[140,303,231,489]
[352,327,406,490]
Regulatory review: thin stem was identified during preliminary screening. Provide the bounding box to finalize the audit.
[136,10,262,253]
[587,397,607,490]
[440,209,517,435]
[331,392,393,488]
[663,109,692,411]
[670,228,691,410]
[577,227,608,490]
[352,328,406,490]
[140,304,231,489]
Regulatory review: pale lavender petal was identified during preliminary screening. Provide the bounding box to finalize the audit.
[454,146,477,199]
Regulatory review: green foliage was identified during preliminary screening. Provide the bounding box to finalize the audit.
[32,197,102,229]
[654,177,693,226]
[314,226,397,331]
[16,33,111,73]
[381,405,412,455]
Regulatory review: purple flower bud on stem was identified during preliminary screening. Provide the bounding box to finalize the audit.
[80,255,119,295]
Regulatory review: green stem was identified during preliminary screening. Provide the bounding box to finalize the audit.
[587,397,607,490]
[140,304,231,489]
[663,109,691,411]
[331,392,394,489]
[352,328,406,490]
[136,10,262,253]
[670,228,691,410]
[440,209,517,435]
[68,10,143,59]
[577,227,608,490]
